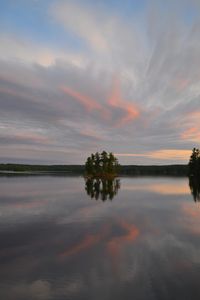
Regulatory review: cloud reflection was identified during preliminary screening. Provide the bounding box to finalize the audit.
[107,220,139,257]
[60,224,111,258]
[123,180,190,195]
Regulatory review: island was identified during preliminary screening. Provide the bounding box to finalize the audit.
[84,151,120,179]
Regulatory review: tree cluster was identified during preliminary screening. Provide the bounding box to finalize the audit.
[188,148,200,176]
[85,151,120,178]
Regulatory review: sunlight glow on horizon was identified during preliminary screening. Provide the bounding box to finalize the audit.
[115,150,191,161]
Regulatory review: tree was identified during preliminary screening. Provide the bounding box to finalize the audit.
[85,151,120,178]
[94,152,101,174]
[85,157,93,175]
[101,151,108,173]
[188,148,200,176]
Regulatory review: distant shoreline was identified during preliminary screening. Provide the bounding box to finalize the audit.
[0,163,188,176]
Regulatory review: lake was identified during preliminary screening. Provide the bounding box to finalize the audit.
[0,176,200,300]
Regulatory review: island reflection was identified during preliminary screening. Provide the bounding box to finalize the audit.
[85,178,120,201]
[189,176,200,202]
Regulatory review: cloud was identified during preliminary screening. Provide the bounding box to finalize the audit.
[0,0,200,163]
[0,33,86,67]
[50,0,146,73]
[0,132,51,146]
[0,34,58,66]
[51,0,109,53]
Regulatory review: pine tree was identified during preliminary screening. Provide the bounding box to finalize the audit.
[101,151,108,173]
[189,148,200,176]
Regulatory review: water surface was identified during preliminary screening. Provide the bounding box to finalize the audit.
[0,176,200,300]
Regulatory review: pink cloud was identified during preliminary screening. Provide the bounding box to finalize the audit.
[61,76,140,128]
[61,85,110,121]
[61,85,102,111]
[14,133,51,144]
[173,78,190,91]
[181,127,200,142]
[107,77,139,126]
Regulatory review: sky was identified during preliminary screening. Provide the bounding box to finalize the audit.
[0,0,200,165]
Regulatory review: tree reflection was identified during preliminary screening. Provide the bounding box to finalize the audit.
[189,176,200,202]
[85,178,120,201]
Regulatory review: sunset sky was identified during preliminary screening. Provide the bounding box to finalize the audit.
[0,0,200,165]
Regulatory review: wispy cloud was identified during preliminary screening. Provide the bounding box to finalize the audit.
[51,0,109,53]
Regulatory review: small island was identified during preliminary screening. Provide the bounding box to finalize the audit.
[188,148,200,202]
[84,151,120,179]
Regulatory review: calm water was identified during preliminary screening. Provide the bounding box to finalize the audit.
[0,176,200,300]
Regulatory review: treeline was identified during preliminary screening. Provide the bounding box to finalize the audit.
[0,163,188,176]
[0,164,84,174]
[120,164,188,176]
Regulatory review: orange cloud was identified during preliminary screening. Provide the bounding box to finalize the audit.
[148,149,191,160]
[181,127,200,142]
[108,77,139,126]
[116,149,191,161]
[188,111,200,119]
[180,110,200,142]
